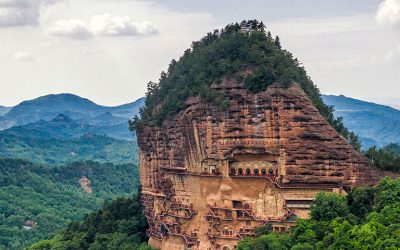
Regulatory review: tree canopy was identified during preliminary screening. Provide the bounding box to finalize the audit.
[27,193,154,250]
[310,193,349,222]
[0,158,140,249]
[365,143,400,172]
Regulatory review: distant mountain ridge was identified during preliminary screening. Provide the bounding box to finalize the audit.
[322,94,400,148]
[0,105,10,116]
[0,116,14,130]
[4,94,105,124]
[2,113,133,141]
[3,94,144,124]
[0,94,145,140]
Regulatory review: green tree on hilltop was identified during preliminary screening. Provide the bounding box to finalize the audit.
[274,35,281,49]
[130,20,362,150]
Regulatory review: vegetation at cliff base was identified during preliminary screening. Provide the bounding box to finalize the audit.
[365,143,400,172]
[130,20,360,149]
[237,177,400,250]
[0,158,140,250]
[27,193,154,250]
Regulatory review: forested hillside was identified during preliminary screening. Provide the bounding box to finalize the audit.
[1,113,133,141]
[0,158,140,249]
[0,95,144,249]
[27,193,154,250]
[323,94,400,148]
[0,133,137,165]
[365,143,400,172]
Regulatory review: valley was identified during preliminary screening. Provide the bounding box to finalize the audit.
[0,159,140,249]
[0,95,143,249]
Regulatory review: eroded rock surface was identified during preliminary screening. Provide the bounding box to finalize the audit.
[137,80,381,250]
[79,176,92,193]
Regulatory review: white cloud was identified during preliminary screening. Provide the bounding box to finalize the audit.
[45,14,158,39]
[13,51,35,61]
[384,44,400,61]
[0,2,39,26]
[376,0,400,27]
[91,14,158,37]
[45,19,92,39]
[0,0,61,27]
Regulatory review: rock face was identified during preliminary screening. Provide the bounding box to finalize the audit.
[79,176,93,193]
[137,79,381,250]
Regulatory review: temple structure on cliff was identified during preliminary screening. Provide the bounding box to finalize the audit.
[137,79,381,250]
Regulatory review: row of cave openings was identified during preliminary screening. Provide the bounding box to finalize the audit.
[202,164,278,177]
[202,159,279,177]
[230,167,278,177]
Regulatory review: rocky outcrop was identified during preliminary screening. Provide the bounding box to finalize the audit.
[79,176,92,193]
[137,79,381,250]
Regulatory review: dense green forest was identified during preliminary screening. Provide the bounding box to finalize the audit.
[237,177,400,250]
[0,133,137,165]
[27,193,153,250]
[0,96,140,249]
[130,20,360,149]
[365,143,400,172]
[0,158,139,249]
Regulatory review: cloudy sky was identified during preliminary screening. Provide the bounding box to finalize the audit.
[0,0,399,107]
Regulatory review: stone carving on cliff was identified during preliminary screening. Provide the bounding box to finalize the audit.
[137,80,382,250]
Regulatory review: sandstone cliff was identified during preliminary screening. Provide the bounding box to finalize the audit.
[137,79,381,250]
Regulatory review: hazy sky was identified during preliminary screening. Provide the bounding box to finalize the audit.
[0,0,399,107]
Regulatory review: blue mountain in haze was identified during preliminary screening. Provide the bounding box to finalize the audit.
[322,95,400,149]
[0,116,14,130]
[4,94,105,124]
[0,105,10,116]
[3,94,143,125]
[76,112,127,126]
[3,113,134,141]
[109,97,145,119]
[0,94,144,140]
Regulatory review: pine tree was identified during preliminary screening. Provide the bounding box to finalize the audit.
[266,31,272,42]
[258,21,266,32]
[274,35,281,49]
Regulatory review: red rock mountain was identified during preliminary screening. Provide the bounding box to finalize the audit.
[137,78,381,250]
